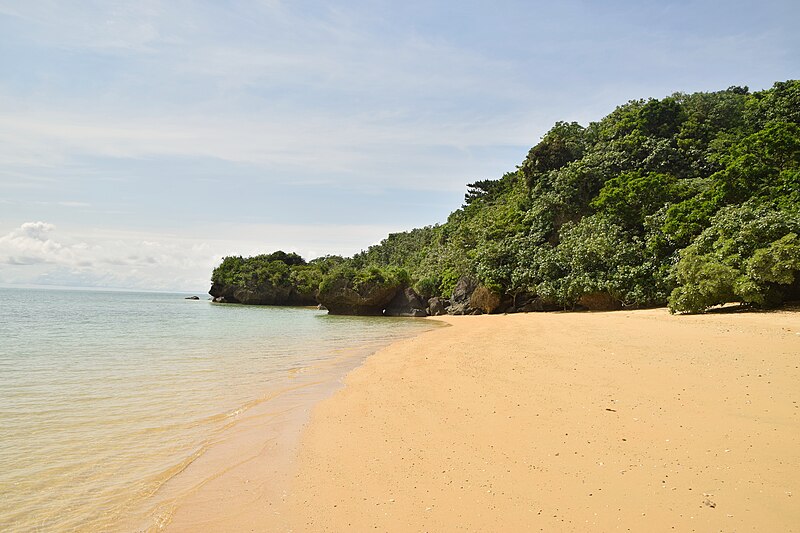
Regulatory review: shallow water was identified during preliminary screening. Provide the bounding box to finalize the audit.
[0,287,433,532]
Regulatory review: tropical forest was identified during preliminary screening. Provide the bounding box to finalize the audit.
[210,80,800,315]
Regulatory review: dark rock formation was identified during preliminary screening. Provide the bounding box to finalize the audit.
[496,294,517,314]
[185,295,200,300]
[446,276,479,315]
[317,279,399,316]
[516,296,562,312]
[208,281,317,306]
[427,297,449,316]
[452,276,478,303]
[577,292,623,311]
[384,287,428,317]
[470,286,501,314]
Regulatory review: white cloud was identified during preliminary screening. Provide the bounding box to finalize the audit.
[0,221,408,291]
[0,221,212,289]
[0,222,72,265]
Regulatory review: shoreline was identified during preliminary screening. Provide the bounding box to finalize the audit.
[151,321,441,532]
[283,308,799,531]
[157,307,800,531]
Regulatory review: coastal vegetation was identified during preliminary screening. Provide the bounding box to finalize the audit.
[211,80,800,314]
[209,252,320,305]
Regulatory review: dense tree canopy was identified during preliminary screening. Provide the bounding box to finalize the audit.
[212,80,800,314]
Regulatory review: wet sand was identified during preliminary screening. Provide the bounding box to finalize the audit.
[286,309,799,532]
[149,344,418,532]
[165,308,800,532]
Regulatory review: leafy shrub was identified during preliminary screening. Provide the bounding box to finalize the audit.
[414,276,440,300]
[319,265,409,295]
[526,216,669,308]
[669,202,800,313]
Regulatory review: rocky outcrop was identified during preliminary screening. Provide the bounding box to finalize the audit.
[470,286,502,314]
[446,276,480,315]
[384,287,428,317]
[427,297,449,316]
[208,282,317,306]
[316,279,400,316]
[577,291,623,311]
[496,294,518,313]
[515,295,562,312]
[185,295,200,300]
[444,278,504,315]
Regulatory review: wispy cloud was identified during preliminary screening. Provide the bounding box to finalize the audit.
[0,1,543,195]
[0,0,797,290]
[0,1,167,52]
[0,220,411,291]
[0,106,535,194]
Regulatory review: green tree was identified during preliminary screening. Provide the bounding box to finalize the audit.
[524,216,668,308]
[592,171,686,231]
[714,122,800,205]
[669,202,800,313]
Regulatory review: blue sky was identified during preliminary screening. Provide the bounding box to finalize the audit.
[0,0,797,291]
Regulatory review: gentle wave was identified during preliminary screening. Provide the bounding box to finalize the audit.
[0,288,434,532]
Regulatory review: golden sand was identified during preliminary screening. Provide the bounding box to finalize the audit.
[169,308,800,532]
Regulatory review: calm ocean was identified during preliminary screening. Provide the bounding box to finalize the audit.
[0,287,434,531]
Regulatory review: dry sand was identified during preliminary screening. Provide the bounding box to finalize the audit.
[166,308,800,532]
[286,309,799,532]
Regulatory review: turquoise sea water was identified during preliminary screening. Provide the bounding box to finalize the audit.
[0,287,434,531]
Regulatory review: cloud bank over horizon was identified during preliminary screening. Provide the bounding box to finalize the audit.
[0,220,411,292]
[1,0,797,290]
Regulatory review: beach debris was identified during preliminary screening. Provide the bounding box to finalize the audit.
[605,408,617,412]
[702,499,716,508]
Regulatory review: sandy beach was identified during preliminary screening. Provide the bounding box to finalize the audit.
[168,308,800,532]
